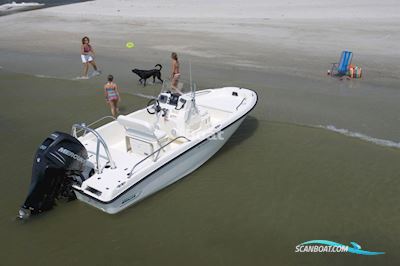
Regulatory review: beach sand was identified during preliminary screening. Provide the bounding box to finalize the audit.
[1,1,400,265]
[1,0,400,140]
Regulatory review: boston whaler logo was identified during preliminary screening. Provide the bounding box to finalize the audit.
[120,191,141,206]
[295,240,385,256]
[58,147,86,163]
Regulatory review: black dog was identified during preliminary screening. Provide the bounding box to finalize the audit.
[132,64,163,86]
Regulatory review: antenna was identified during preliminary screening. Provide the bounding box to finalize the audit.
[189,60,196,100]
[185,60,199,123]
[189,60,193,94]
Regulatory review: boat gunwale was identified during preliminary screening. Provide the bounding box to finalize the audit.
[73,88,258,204]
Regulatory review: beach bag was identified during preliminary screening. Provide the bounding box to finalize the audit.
[348,65,362,78]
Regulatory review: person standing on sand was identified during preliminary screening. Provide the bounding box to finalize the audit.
[170,52,181,94]
[81,36,100,78]
[104,75,120,118]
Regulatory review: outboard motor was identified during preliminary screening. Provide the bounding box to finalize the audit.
[18,132,93,219]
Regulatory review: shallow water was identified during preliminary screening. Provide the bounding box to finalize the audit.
[2,44,400,143]
[1,70,400,265]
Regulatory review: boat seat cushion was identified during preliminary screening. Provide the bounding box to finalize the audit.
[125,128,167,142]
[117,115,167,142]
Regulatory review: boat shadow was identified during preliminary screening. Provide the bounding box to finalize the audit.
[213,116,259,158]
[110,117,259,218]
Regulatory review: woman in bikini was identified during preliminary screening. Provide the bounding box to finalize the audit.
[81,36,100,78]
[170,52,181,94]
[104,75,120,118]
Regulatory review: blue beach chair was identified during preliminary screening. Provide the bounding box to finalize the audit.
[331,51,353,76]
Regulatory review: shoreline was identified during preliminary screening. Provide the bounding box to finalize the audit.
[2,67,400,146]
[1,13,399,81]
[1,0,400,142]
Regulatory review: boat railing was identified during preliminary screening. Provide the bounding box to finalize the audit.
[127,136,191,178]
[236,97,246,110]
[75,116,116,136]
[71,123,116,174]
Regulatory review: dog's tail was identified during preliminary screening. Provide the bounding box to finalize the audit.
[155,64,162,70]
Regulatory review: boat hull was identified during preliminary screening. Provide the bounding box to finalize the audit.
[74,116,245,214]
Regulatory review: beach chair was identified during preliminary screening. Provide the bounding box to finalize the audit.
[331,51,353,77]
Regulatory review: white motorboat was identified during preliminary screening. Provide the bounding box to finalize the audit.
[18,84,257,218]
[0,2,44,15]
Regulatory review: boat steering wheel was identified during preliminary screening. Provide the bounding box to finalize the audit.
[146,99,161,115]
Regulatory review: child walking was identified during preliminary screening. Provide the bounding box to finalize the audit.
[104,75,120,117]
[81,36,101,78]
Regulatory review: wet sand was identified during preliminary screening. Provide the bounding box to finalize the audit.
[1,9,400,141]
[1,0,400,265]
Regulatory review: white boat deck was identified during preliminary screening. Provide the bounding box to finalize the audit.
[73,87,257,205]
[82,139,143,197]
[79,134,185,199]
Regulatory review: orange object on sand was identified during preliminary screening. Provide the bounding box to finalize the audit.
[349,67,354,78]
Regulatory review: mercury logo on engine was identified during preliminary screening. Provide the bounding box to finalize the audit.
[58,147,86,163]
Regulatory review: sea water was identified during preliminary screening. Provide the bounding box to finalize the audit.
[0,69,399,266]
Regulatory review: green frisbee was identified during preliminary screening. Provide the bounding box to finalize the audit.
[126,42,135,48]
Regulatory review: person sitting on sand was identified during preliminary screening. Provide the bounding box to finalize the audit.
[104,75,120,117]
[170,52,182,94]
[81,36,100,78]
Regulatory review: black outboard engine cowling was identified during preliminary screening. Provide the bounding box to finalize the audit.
[18,131,92,219]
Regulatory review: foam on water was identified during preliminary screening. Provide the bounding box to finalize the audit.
[0,0,91,15]
[34,74,76,80]
[35,74,59,79]
[0,2,44,15]
[318,125,400,149]
[35,74,84,81]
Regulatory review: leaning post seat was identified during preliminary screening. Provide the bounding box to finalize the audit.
[117,115,169,159]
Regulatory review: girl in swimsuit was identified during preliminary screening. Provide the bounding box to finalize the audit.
[81,36,100,78]
[104,75,120,118]
[170,52,181,94]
